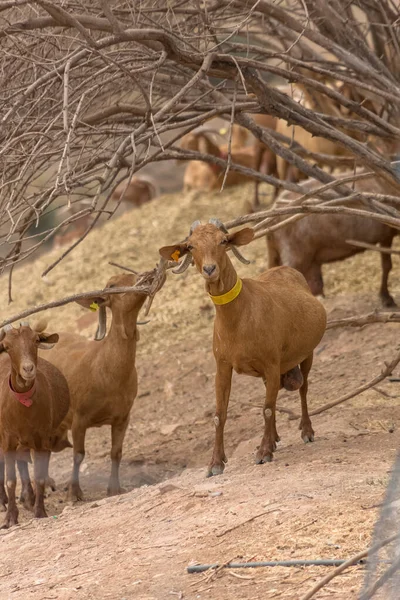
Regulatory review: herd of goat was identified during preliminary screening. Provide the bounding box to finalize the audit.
[0,78,398,528]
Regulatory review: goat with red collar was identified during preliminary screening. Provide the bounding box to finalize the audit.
[0,321,70,528]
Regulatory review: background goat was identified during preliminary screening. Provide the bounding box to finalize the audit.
[267,174,398,306]
[41,273,148,501]
[159,220,326,476]
[0,322,70,527]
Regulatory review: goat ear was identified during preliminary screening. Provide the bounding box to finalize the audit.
[38,332,59,350]
[75,296,105,311]
[0,343,5,353]
[227,227,254,247]
[159,244,189,262]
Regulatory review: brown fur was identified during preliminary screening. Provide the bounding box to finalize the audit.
[40,273,147,501]
[267,174,398,306]
[180,131,256,192]
[0,325,70,527]
[159,223,326,476]
[110,175,158,207]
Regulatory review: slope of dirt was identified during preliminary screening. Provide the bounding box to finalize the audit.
[0,183,399,599]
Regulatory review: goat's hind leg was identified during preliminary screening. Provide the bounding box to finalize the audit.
[257,368,280,464]
[108,418,129,496]
[0,451,7,512]
[380,240,397,307]
[299,354,315,443]
[68,418,86,502]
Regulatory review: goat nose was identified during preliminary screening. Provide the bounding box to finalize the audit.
[22,363,34,374]
[203,264,216,276]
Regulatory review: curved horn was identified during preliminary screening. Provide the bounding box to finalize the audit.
[209,218,250,264]
[20,321,29,327]
[3,324,13,331]
[231,245,251,265]
[94,305,107,341]
[172,253,193,274]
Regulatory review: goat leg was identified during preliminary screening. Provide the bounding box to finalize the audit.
[380,239,397,307]
[68,419,86,501]
[2,452,18,528]
[207,362,232,477]
[256,370,280,463]
[33,450,50,519]
[107,419,129,496]
[17,459,35,510]
[298,354,315,443]
[0,453,7,511]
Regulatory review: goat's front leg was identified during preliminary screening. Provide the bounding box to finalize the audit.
[299,354,315,443]
[2,452,18,528]
[257,367,280,464]
[68,417,86,502]
[108,418,129,497]
[33,450,50,519]
[0,452,7,512]
[380,241,396,307]
[207,361,232,477]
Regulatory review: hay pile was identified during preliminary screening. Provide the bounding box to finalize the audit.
[0,182,398,358]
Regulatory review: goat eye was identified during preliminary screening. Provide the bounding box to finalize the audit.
[186,244,194,251]
[220,238,229,245]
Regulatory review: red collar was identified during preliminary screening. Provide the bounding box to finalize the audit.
[9,376,36,407]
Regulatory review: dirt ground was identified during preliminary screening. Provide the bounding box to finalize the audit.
[0,182,399,599]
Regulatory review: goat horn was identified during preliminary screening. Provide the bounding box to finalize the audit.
[231,245,251,265]
[208,217,228,233]
[94,305,107,341]
[172,252,193,274]
[3,324,13,331]
[20,321,29,327]
[209,218,250,264]
[189,220,201,234]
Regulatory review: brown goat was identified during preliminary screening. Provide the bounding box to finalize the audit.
[110,175,158,207]
[0,323,70,527]
[159,220,326,476]
[251,114,279,210]
[40,273,147,501]
[180,131,256,193]
[267,174,398,306]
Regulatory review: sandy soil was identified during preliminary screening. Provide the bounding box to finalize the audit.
[0,182,399,599]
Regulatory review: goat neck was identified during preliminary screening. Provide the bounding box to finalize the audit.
[206,254,238,303]
[106,296,146,344]
[9,366,35,396]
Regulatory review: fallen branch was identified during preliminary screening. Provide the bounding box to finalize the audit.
[300,533,400,600]
[289,348,400,420]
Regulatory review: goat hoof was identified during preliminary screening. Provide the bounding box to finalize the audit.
[107,486,126,497]
[67,484,84,502]
[34,508,48,519]
[302,433,314,443]
[46,477,56,492]
[256,452,273,464]
[2,511,18,528]
[206,464,225,477]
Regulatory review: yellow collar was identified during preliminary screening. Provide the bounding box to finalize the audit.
[209,277,242,305]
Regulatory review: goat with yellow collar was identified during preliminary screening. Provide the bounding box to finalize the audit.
[159,219,326,477]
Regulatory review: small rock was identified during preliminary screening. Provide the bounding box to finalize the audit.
[209,491,223,498]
